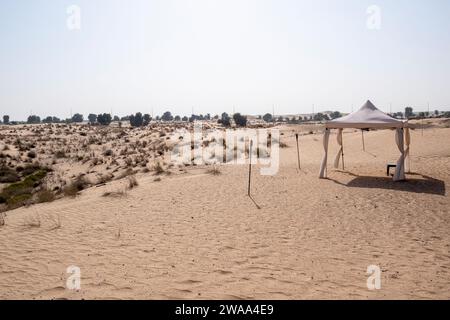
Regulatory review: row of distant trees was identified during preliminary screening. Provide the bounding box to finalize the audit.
[3,109,450,126]
[0,111,347,126]
[403,107,449,119]
[261,111,342,123]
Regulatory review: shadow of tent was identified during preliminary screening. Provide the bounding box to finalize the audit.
[329,173,446,196]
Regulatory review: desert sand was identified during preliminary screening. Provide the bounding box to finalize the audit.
[0,119,449,299]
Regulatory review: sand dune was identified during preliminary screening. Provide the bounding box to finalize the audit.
[0,122,449,299]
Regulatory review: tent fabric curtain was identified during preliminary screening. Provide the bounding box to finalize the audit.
[319,129,330,179]
[334,129,343,169]
[319,101,414,181]
[404,127,411,173]
[394,128,406,181]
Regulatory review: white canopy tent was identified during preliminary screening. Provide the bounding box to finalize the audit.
[319,100,411,181]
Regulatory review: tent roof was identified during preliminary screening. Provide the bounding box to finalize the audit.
[325,100,406,129]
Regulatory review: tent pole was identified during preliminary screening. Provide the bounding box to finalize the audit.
[248,140,253,196]
[361,130,365,152]
[295,133,301,170]
[408,129,411,173]
[341,131,345,171]
[421,118,424,136]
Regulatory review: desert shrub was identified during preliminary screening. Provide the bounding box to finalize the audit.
[103,149,113,156]
[63,176,89,197]
[115,168,134,180]
[279,141,288,148]
[98,173,113,184]
[0,166,20,183]
[127,175,138,189]
[91,157,101,166]
[207,166,221,175]
[154,162,165,175]
[0,169,47,210]
[124,157,133,167]
[21,163,43,176]
[37,189,55,203]
[55,150,66,158]
[27,150,37,159]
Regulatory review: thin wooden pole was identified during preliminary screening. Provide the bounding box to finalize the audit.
[409,144,411,173]
[421,118,424,136]
[295,133,301,170]
[341,132,345,171]
[248,140,253,196]
[361,130,365,152]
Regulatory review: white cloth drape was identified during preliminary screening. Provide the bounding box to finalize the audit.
[394,128,406,181]
[404,127,410,173]
[319,129,330,179]
[334,129,343,169]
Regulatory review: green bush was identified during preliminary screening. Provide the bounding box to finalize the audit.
[0,169,47,210]
[37,189,55,203]
[0,166,20,183]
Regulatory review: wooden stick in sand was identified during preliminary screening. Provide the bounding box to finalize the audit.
[295,133,301,170]
[248,140,253,196]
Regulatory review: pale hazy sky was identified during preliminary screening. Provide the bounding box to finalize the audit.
[1,0,449,121]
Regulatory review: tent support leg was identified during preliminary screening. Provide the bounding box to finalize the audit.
[361,130,365,152]
[341,133,345,171]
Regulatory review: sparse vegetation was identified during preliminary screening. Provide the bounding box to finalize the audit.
[0,169,48,210]
[279,141,288,148]
[27,150,36,159]
[102,189,127,198]
[0,166,20,183]
[207,165,221,175]
[154,162,165,175]
[127,175,138,189]
[37,189,55,203]
[63,176,89,197]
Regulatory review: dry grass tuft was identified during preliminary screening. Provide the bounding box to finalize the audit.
[0,212,5,227]
[207,165,221,175]
[153,162,165,175]
[37,189,55,203]
[127,175,138,189]
[102,189,127,198]
[279,141,288,148]
[63,176,89,198]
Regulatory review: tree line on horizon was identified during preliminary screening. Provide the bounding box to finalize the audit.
[2,109,449,126]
